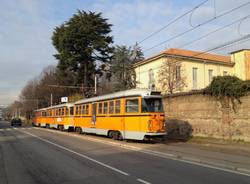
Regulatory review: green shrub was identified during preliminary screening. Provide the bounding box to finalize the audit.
[204,76,250,103]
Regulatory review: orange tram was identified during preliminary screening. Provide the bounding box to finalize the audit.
[32,89,166,141]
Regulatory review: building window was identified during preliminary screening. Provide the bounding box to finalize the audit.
[208,69,213,83]
[223,71,228,76]
[148,69,155,90]
[126,98,139,113]
[176,65,181,81]
[192,67,198,89]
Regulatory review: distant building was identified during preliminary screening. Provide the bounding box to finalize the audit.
[134,48,250,93]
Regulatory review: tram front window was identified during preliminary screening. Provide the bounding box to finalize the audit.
[142,98,163,112]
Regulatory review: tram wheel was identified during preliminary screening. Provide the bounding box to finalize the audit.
[108,131,114,139]
[59,125,64,131]
[75,127,82,134]
[112,131,123,140]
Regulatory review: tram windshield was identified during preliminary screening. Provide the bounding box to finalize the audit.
[142,98,163,112]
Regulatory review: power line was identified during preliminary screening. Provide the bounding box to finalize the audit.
[138,0,209,44]
[237,16,250,36]
[203,34,250,53]
[177,14,250,49]
[143,1,250,53]
[48,85,94,89]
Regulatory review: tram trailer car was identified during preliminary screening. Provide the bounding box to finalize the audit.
[74,89,166,140]
[33,89,166,141]
[33,103,74,130]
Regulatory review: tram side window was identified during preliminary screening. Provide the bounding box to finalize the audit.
[126,99,139,113]
[82,105,85,114]
[86,104,89,115]
[42,111,47,117]
[70,107,74,115]
[65,108,68,116]
[79,106,82,115]
[98,103,103,114]
[115,100,121,114]
[109,101,114,114]
[76,106,79,115]
[103,102,108,114]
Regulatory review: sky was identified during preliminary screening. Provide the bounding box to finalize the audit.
[0,0,250,105]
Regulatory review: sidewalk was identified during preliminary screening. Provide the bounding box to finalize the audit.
[187,137,250,156]
[131,137,250,173]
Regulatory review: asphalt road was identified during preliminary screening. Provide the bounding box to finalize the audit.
[0,121,249,184]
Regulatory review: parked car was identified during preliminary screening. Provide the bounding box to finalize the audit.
[11,118,22,126]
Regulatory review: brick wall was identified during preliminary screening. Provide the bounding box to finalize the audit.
[163,92,250,142]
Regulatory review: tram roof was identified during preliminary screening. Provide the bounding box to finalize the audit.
[34,103,73,112]
[75,89,162,105]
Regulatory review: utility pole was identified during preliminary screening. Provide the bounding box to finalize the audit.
[94,74,97,95]
[50,93,53,106]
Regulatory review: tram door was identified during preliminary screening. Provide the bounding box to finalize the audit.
[91,103,97,127]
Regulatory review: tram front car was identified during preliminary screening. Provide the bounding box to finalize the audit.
[141,91,166,140]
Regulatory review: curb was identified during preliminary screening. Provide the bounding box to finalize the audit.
[32,127,250,176]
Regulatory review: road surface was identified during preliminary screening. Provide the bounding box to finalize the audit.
[0,121,249,184]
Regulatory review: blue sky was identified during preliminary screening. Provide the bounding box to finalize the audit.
[0,0,250,104]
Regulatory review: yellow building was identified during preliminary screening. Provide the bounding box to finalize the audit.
[134,48,250,93]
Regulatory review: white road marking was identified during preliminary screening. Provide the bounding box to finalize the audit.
[34,127,250,177]
[20,130,129,176]
[137,178,152,184]
[178,159,250,177]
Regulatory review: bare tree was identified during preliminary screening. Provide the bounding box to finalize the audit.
[157,57,186,94]
[18,65,80,120]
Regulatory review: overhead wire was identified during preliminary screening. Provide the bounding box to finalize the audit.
[137,0,209,44]
[237,16,250,36]
[143,1,250,53]
[177,14,250,49]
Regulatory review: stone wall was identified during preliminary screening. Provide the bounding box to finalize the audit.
[163,92,250,142]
